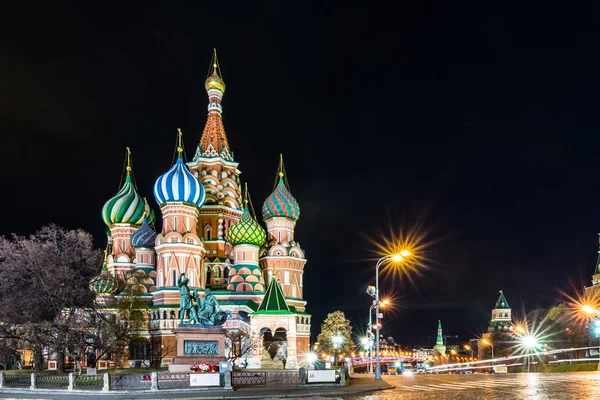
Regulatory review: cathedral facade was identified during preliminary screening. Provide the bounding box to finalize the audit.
[89,53,311,369]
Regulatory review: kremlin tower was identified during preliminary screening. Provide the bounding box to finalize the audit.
[433,320,446,359]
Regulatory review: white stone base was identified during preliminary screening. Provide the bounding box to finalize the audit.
[190,373,220,387]
[169,363,193,373]
[246,356,261,369]
[285,356,298,370]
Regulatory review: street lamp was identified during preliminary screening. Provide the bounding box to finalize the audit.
[464,344,473,359]
[371,251,410,380]
[521,335,539,373]
[482,339,494,362]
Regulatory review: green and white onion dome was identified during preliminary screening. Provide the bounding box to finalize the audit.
[102,175,155,226]
[262,178,300,221]
[227,207,266,247]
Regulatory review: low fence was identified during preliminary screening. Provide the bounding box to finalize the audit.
[0,367,345,392]
[0,371,226,392]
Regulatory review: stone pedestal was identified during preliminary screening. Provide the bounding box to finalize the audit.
[168,326,227,372]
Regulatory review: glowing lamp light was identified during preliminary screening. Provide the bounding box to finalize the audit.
[400,250,411,257]
[391,254,403,262]
[522,335,538,349]
[582,305,594,314]
[305,352,317,364]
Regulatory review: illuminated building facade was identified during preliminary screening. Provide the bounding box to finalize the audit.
[90,52,311,368]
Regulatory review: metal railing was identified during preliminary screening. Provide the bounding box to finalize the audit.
[74,374,104,389]
[157,373,190,389]
[37,374,69,389]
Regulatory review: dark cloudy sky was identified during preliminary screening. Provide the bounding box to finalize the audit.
[1,1,599,345]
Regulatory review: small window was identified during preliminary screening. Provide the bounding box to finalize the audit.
[186,238,194,244]
[284,271,290,284]
[174,217,178,231]
[122,240,126,251]
[172,271,177,286]
[242,252,246,261]
[292,285,296,298]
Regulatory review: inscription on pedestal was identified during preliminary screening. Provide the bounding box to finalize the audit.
[184,340,219,355]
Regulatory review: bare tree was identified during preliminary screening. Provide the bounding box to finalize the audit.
[0,225,101,371]
[225,330,261,366]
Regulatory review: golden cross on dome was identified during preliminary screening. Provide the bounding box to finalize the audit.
[126,147,132,175]
[176,128,184,158]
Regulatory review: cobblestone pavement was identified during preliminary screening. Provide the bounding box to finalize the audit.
[337,372,600,400]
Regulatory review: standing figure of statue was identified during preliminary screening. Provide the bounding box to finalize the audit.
[178,272,194,324]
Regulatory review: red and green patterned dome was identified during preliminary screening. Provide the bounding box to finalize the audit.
[262,176,300,221]
[227,207,266,247]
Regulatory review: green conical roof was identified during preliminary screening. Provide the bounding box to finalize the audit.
[494,290,510,309]
[253,278,293,315]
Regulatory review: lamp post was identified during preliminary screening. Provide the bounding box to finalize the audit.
[372,251,409,380]
[581,305,600,371]
[366,302,378,374]
[464,344,473,360]
[332,335,343,367]
[482,339,494,362]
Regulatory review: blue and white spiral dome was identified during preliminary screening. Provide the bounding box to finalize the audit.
[153,157,206,207]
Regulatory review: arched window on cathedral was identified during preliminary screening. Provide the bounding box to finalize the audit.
[206,268,212,287]
[204,225,212,241]
[223,266,230,279]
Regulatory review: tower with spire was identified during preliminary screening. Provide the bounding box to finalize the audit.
[226,185,267,292]
[187,49,243,289]
[584,234,600,297]
[433,320,447,358]
[152,130,207,305]
[102,148,154,280]
[488,290,512,332]
[259,155,311,354]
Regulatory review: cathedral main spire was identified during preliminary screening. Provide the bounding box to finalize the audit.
[196,49,232,161]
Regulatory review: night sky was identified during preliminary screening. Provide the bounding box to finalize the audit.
[2,2,600,346]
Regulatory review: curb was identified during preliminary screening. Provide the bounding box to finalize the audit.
[0,384,392,399]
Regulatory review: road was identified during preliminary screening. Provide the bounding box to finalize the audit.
[336,372,600,399]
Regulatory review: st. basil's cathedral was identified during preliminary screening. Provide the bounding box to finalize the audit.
[89,52,311,369]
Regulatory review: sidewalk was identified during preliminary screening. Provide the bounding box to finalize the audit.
[0,374,392,400]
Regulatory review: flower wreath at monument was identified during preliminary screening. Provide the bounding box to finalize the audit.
[190,363,219,373]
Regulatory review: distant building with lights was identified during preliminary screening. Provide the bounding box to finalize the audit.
[86,51,311,369]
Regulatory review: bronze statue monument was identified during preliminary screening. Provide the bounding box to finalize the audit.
[178,273,227,326]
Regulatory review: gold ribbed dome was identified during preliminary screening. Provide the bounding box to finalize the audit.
[205,68,226,93]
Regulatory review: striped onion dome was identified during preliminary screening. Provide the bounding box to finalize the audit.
[89,271,124,296]
[227,207,266,247]
[131,217,157,248]
[153,158,206,207]
[262,178,300,221]
[102,175,155,226]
